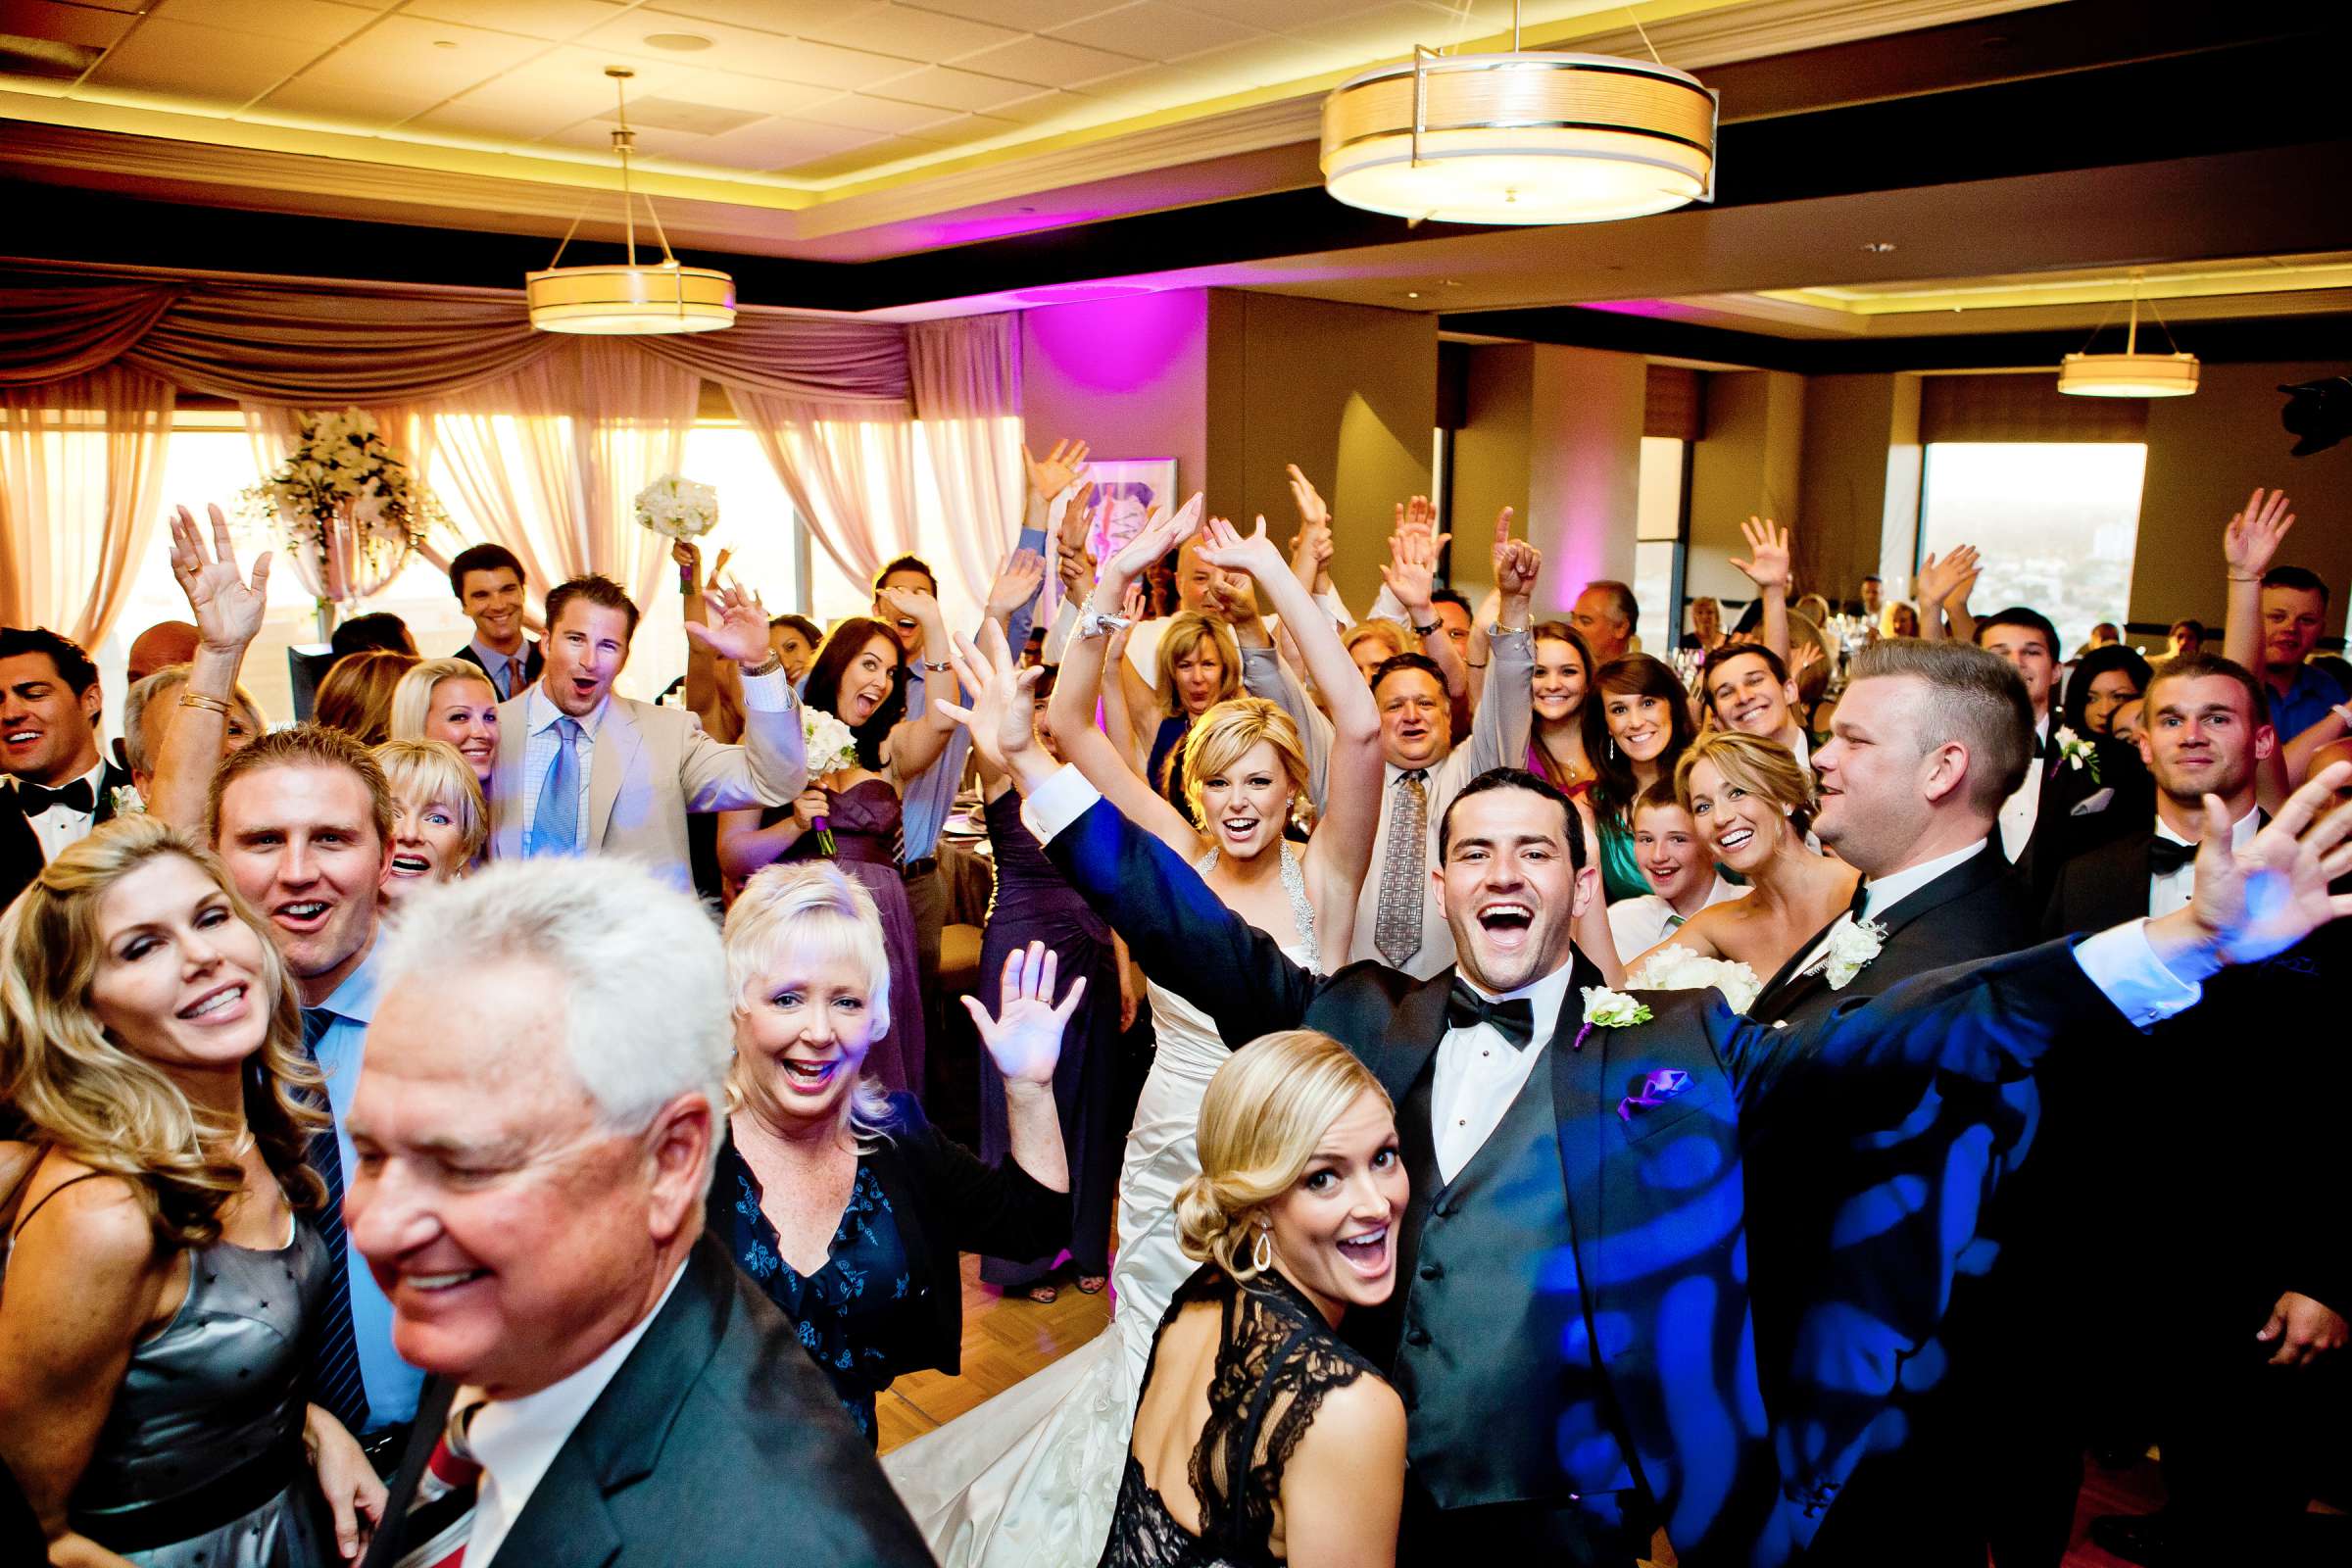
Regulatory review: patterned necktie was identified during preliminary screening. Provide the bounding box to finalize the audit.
[1373,769,1429,967]
[397,1395,486,1568]
[298,1006,370,1435]
[528,717,582,858]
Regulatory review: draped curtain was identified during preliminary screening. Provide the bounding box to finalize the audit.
[908,314,1026,626]
[723,386,921,612]
[0,366,175,648]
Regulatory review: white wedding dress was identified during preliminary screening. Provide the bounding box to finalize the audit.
[884,845,1320,1568]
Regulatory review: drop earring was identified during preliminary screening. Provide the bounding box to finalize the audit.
[1251,1225,1273,1274]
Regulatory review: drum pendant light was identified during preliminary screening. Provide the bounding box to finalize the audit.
[2058,272,2198,398]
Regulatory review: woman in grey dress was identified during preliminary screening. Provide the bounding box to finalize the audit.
[0,817,384,1566]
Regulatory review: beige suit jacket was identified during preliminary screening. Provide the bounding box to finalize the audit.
[489,683,806,891]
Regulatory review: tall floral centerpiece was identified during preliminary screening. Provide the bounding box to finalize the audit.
[242,409,444,642]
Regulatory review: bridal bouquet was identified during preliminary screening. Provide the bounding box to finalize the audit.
[1623,944,1763,1014]
[242,408,443,601]
[635,474,719,541]
[802,709,861,855]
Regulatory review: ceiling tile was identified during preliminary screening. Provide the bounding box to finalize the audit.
[967,88,1079,125]
[1047,2,1267,60]
[0,0,138,52]
[402,1,618,41]
[792,92,959,135]
[404,45,701,139]
[952,33,1146,87]
[869,64,1041,112]
[257,76,451,126]
[778,129,949,179]
[896,0,1123,28]
[82,18,318,102]
[687,115,876,170]
[638,0,856,31]
[790,3,1025,64]
[535,115,710,162]
[658,67,834,119]
[291,13,549,93]
[578,11,913,88]
[1180,0,1408,23]
[152,0,378,48]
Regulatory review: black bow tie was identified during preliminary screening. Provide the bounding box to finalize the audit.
[2148,836,2198,876]
[17,778,93,816]
[1445,978,1537,1050]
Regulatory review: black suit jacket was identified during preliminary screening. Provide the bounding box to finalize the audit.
[2044,826,2350,1332]
[2010,718,2149,900]
[0,760,133,910]
[1046,796,2119,1566]
[451,638,543,699]
[363,1232,928,1568]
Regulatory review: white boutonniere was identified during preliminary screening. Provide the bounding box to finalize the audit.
[108,784,146,816]
[1821,912,1886,991]
[1574,985,1653,1050]
[2052,724,2101,783]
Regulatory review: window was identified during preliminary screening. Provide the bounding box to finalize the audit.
[93,415,817,726]
[1632,435,1686,648]
[1919,442,2148,658]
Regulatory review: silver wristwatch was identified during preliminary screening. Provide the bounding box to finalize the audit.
[1077,607,1133,640]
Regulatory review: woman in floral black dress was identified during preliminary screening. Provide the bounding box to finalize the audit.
[706,861,1082,1443]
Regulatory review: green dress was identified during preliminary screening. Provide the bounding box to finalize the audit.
[1595,812,1651,904]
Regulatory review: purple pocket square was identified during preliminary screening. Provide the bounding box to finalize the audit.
[1617,1068,1693,1123]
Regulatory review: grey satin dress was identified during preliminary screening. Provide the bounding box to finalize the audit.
[8,1206,339,1567]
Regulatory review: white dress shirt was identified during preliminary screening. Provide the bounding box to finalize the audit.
[460,1262,687,1567]
[2150,806,2258,917]
[15,757,108,863]
[1607,875,1746,963]
[1996,708,2054,861]
[1430,961,1575,1183]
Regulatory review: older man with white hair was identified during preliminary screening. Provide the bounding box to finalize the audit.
[346,858,925,1568]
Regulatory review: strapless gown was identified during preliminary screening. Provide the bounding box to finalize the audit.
[774,776,927,1100]
[884,843,1321,1568]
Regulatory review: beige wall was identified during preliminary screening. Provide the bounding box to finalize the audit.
[1202,290,1438,614]
[1798,372,1923,605]
[2132,361,2352,635]
[1687,369,1805,616]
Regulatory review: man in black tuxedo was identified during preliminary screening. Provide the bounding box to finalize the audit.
[347,858,923,1568]
[0,626,132,909]
[1979,606,2141,896]
[2045,652,2348,1567]
[942,621,2345,1568]
[447,543,543,702]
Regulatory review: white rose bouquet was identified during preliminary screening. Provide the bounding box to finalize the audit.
[1623,944,1763,1015]
[802,709,862,855]
[635,474,719,541]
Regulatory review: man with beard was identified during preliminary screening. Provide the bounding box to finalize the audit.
[2046,653,2348,1568]
[943,616,2352,1568]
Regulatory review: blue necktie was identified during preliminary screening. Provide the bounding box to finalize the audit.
[298,1006,370,1435]
[530,716,582,858]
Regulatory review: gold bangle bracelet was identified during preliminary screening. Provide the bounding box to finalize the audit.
[177,692,233,715]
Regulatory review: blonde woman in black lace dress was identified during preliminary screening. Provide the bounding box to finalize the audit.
[1102,1029,1407,1568]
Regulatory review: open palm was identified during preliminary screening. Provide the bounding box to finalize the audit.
[169,503,270,651]
[684,581,773,664]
[965,941,1086,1086]
[2191,763,2352,963]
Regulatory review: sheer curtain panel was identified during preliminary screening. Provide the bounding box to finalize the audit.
[0,367,175,648]
[909,314,1026,628]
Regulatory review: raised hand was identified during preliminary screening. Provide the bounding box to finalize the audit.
[1914,544,1978,610]
[985,547,1048,622]
[935,620,1042,780]
[963,940,1088,1086]
[1195,513,1287,581]
[1104,582,1145,666]
[1789,639,1825,685]
[1393,493,1438,544]
[876,583,946,639]
[1056,540,1099,602]
[1494,508,1542,605]
[1024,437,1089,501]
[1056,480,1098,554]
[1103,492,1203,591]
[683,580,777,666]
[2223,486,2295,578]
[1729,516,1791,592]
[1287,464,1331,531]
[1381,524,1443,616]
[168,504,270,652]
[2183,761,2352,965]
[2257,1291,2348,1367]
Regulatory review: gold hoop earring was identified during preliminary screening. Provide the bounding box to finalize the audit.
[1251,1226,1273,1274]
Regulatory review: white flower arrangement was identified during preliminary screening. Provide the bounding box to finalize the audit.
[1820,912,1887,991]
[1623,944,1763,1015]
[240,408,443,599]
[803,707,861,776]
[2052,724,2101,783]
[635,474,719,541]
[108,784,146,817]
[1581,986,1653,1030]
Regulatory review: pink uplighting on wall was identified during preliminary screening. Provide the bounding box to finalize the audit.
[1023,287,1205,394]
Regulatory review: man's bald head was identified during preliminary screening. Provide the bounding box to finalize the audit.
[126,621,200,684]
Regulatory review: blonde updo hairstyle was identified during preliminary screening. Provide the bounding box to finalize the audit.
[720,861,897,1145]
[1155,611,1242,716]
[0,816,326,1247]
[372,739,490,864]
[1674,728,1818,838]
[1178,697,1313,835]
[1174,1030,1392,1284]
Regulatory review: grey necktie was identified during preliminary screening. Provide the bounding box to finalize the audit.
[1373,769,1429,967]
[528,716,583,857]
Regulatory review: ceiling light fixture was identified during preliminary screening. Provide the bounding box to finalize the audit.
[2057,270,2197,398]
[1319,0,1715,225]
[526,68,735,336]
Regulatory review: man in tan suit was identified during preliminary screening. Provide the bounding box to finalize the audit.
[489,574,804,889]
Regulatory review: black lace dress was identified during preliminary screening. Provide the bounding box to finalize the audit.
[1099,1264,1386,1567]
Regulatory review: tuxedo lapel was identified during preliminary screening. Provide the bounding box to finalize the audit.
[1757,906,1845,1003]
[1379,971,1455,1108]
[1550,953,1611,1259]
[1868,838,2009,938]
[492,1441,622,1568]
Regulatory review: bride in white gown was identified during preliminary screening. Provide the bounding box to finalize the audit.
[885,507,1382,1566]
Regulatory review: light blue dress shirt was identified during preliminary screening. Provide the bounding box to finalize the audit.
[517,684,607,855]
[466,638,527,702]
[309,947,424,1428]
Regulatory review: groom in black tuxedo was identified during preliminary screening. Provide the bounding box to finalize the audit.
[2044,653,2348,1566]
[0,626,132,908]
[942,621,2349,1568]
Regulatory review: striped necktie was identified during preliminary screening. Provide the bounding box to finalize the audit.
[299,1006,370,1435]
[394,1395,485,1568]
